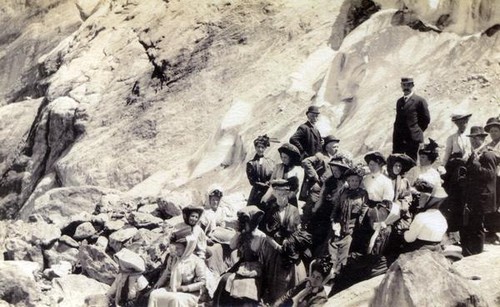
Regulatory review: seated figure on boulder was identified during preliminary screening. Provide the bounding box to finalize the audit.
[148,224,207,307]
[403,179,448,252]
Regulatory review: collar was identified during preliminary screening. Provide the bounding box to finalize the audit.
[403,92,414,100]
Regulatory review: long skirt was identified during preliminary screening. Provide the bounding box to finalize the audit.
[148,288,198,307]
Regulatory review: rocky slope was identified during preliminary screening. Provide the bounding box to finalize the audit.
[0,0,499,305]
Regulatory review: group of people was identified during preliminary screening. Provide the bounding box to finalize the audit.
[105,77,500,306]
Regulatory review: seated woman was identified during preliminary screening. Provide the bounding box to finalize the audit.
[406,139,442,190]
[385,153,415,264]
[273,256,333,307]
[148,224,207,307]
[246,135,275,206]
[260,182,308,304]
[213,205,273,306]
[199,185,237,275]
[262,143,303,207]
[404,179,448,252]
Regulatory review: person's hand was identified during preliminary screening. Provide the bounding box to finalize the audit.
[178,285,188,292]
[331,223,341,236]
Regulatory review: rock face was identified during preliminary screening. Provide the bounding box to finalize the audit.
[0,261,41,307]
[78,243,118,285]
[370,250,487,307]
[47,274,109,307]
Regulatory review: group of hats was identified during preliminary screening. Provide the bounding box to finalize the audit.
[451,112,500,137]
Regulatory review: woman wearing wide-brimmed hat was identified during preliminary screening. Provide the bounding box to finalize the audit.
[149,224,207,307]
[405,139,443,189]
[403,179,448,252]
[261,143,304,207]
[246,135,275,206]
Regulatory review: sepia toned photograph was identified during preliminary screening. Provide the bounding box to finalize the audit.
[0,0,499,306]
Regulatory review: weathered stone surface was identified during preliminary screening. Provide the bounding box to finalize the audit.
[157,190,200,217]
[43,261,72,279]
[370,250,487,307]
[18,186,121,228]
[104,219,126,232]
[95,236,109,251]
[59,235,79,248]
[73,222,97,240]
[78,243,118,285]
[125,228,164,269]
[29,221,61,247]
[138,204,161,216]
[325,275,384,307]
[0,261,41,307]
[4,238,44,269]
[44,241,79,268]
[109,227,138,253]
[47,274,110,307]
[452,245,500,306]
[128,211,163,229]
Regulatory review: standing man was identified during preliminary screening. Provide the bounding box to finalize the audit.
[462,126,498,255]
[290,106,322,160]
[393,77,431,161]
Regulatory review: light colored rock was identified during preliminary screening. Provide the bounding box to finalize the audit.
[452,245,500,306]
[43,261,72,279]
[157,189,200,218]
[29,221,61,247]
[44,241,79,268]
[138,204,161,216]
[91,213,109,226]
[78,243,118,285]
[73,222,96,240]
[109,227,138,252]
[59,235,79,248]
[125,228,164,269]
[4,238,44,269]
[325,275,385,307]
[105,219,126,232]
[370,250,488,307]
[95,236,109,250]
[48,274,110,307]
[18,186,122,228]
[128,211,163,229]
[0,261,41,307]
[75,0,103,20]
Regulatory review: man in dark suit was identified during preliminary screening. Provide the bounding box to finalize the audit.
[290,106,322,160]
[462,126,499,255]
[392,78,431,161]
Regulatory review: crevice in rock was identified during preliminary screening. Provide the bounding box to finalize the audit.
[391,10,442,33]
[482,24,500,37]
[328,0,381,50]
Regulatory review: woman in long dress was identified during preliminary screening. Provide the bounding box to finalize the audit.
[262,143,303,207]
[148,224,207,307]
[213,205,273,306]
[246,135,275,206]
[260,183,308,304]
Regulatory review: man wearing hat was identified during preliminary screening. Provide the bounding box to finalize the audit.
[462,126,499,253]
[392,77,431,161]
[290,105,322,160]
[300,135,341,209]
[442,112,472,166]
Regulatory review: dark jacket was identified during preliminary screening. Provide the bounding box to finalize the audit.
[393,94,430,145]
[466,151,498,214]
[246,155,275,205]
[290,122,322,159]
[299,152,333,202]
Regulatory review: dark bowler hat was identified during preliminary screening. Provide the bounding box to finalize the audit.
[323,135,340,145]
[364,151,386,166]
[306,105,320,114]
[387,153,416,174]
[484,117,500,133]
[466,126,488,137]
[451,113,472,122]
[401,77,414,84]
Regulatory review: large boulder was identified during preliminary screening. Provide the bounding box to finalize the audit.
[108,227,138,252]
[78,243,118,285]
[44,241,79,268]
[128,211,163,229]
[0,261,41,307]
[4,237,44,269]
[325,275,385,307]
[18,186,122,228]
[452,245,500,306]
[47,274,110,307]
[370,250,488,307]
[157,189,201,218]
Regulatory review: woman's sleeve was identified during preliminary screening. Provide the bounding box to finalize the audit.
[404,214,423,243]
[246,161,258,186]
[184,259,207,292]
